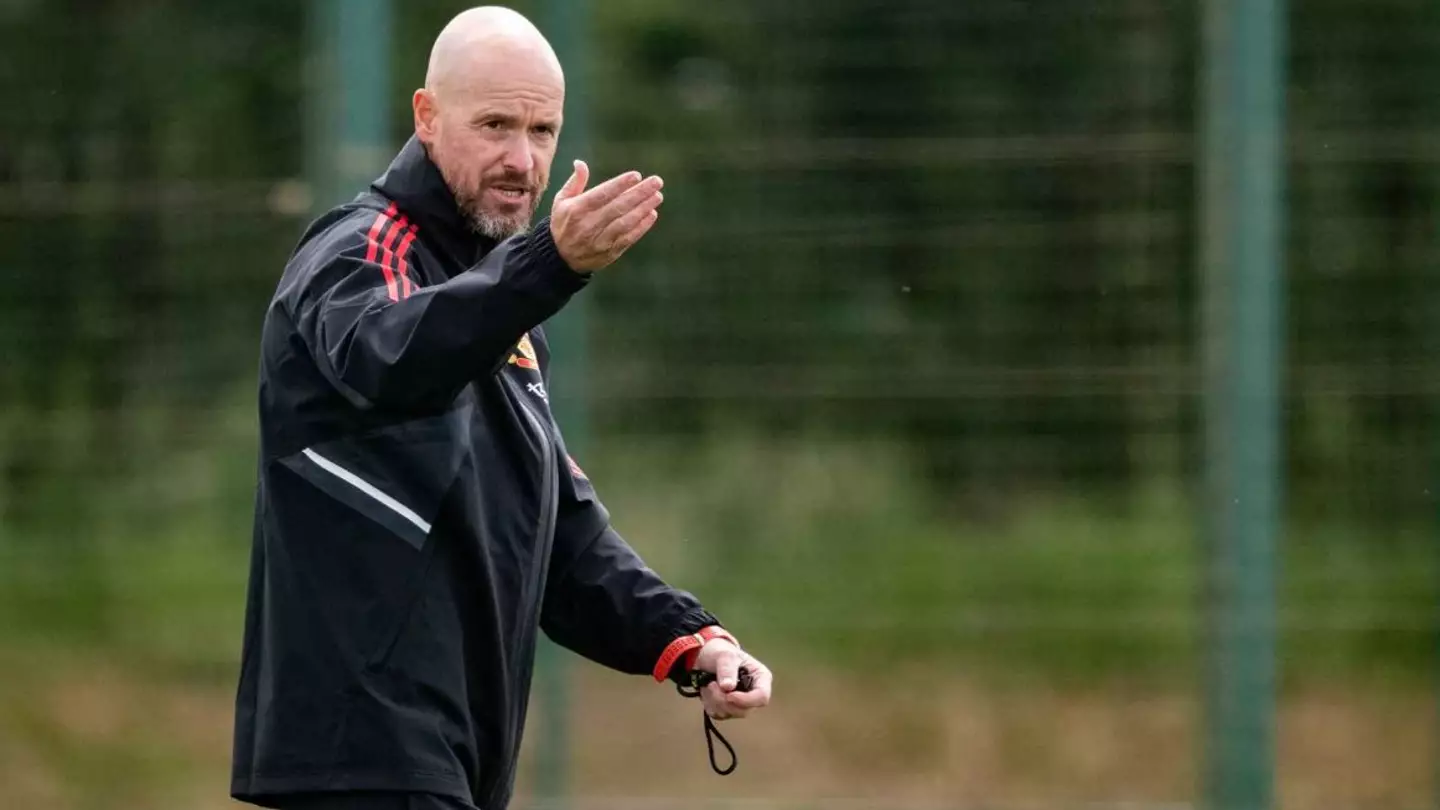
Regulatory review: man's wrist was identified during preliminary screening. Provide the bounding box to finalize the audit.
[652,625,739,683]
[528,216,593,285]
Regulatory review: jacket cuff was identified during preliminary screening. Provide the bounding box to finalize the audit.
[655,608,723,685]
[525,216,591,292]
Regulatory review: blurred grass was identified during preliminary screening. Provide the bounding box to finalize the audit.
[593,430,1437,688]
[1,419,1434,685]
[0,414,1434,807]
[0,645,236,810]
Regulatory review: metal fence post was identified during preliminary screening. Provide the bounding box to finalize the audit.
[1199,0,1287,808]
[307,0,392,213]
[534,1,592,805]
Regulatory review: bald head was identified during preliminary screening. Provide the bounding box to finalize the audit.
[424,6,564,100]
[413,6,567,240]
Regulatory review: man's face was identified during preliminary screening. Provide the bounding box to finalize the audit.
[416,54,563,240]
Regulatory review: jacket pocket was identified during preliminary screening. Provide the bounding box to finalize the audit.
[281,446,433,550]
[276,405,472,550]
[267,406,472,668]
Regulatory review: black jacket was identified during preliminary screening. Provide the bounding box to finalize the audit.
[231,137,719,809]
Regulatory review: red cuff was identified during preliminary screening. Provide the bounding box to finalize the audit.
[651,626,740,682]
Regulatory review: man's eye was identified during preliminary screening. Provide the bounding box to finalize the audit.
[533,125,556,137]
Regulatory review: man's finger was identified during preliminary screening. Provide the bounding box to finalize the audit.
[570,170,643,213]
[748,662,773,696]
[715,648,742,692]
[726,686,770,710]
[595,175,663,223]
[554,159,589,202]
[703,684,749,719]
[598,192,662,248]
[725,660,771,709]
[609,210,659,257]
[702,683,726,718]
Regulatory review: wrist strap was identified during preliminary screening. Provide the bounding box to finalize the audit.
[703,713,738,776]
[677,666,755,776]
[651,626,740,683]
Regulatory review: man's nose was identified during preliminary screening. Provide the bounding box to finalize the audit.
[502,135,534,175]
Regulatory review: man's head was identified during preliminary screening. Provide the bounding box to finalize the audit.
[414,6,564,239]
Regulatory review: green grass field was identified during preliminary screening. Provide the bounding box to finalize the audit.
[0,429,1434,808]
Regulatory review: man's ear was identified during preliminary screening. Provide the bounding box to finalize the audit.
[413,88,438,144]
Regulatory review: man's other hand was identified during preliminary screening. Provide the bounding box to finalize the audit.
[549,160,664,273]
[692,638,774,721]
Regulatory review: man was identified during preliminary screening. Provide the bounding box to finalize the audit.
[231,7,773,809]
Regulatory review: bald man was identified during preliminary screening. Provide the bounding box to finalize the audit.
[231,8,772,810]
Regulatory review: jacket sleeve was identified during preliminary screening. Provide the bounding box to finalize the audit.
[289,215,588,412]
[539,431,720,682]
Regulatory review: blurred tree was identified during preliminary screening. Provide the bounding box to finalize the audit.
[0,0,1435,655]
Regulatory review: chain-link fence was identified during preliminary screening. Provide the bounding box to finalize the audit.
[1,1,1436,808]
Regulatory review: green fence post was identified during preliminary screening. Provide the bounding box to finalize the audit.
[307,0,392,213]
[534,1,592,806]
[1199,0,1286,808]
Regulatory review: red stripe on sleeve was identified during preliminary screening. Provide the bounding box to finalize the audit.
[377,213,409,302]
[363,202,396,264]
[395,225,419,299]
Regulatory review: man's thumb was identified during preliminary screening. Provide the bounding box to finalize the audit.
[716,650,741,692]
[556,159,588,201]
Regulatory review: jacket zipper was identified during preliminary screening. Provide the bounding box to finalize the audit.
[490,385,558,807]
[299,447,432,534]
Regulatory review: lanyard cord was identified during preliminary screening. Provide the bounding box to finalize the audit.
[676,666,754,776]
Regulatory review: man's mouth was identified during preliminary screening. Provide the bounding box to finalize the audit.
[487,184,530,202]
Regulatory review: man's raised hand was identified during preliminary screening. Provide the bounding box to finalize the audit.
[549,160,664,273]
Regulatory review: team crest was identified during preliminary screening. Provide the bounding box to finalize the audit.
[509,333,539,370]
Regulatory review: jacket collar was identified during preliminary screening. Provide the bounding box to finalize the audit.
[370,135,497,268]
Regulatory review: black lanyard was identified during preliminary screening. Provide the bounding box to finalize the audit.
[676,666,754,776]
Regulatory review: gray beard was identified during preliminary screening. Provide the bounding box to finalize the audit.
[426,143,536,240]
[460,198,532,241]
